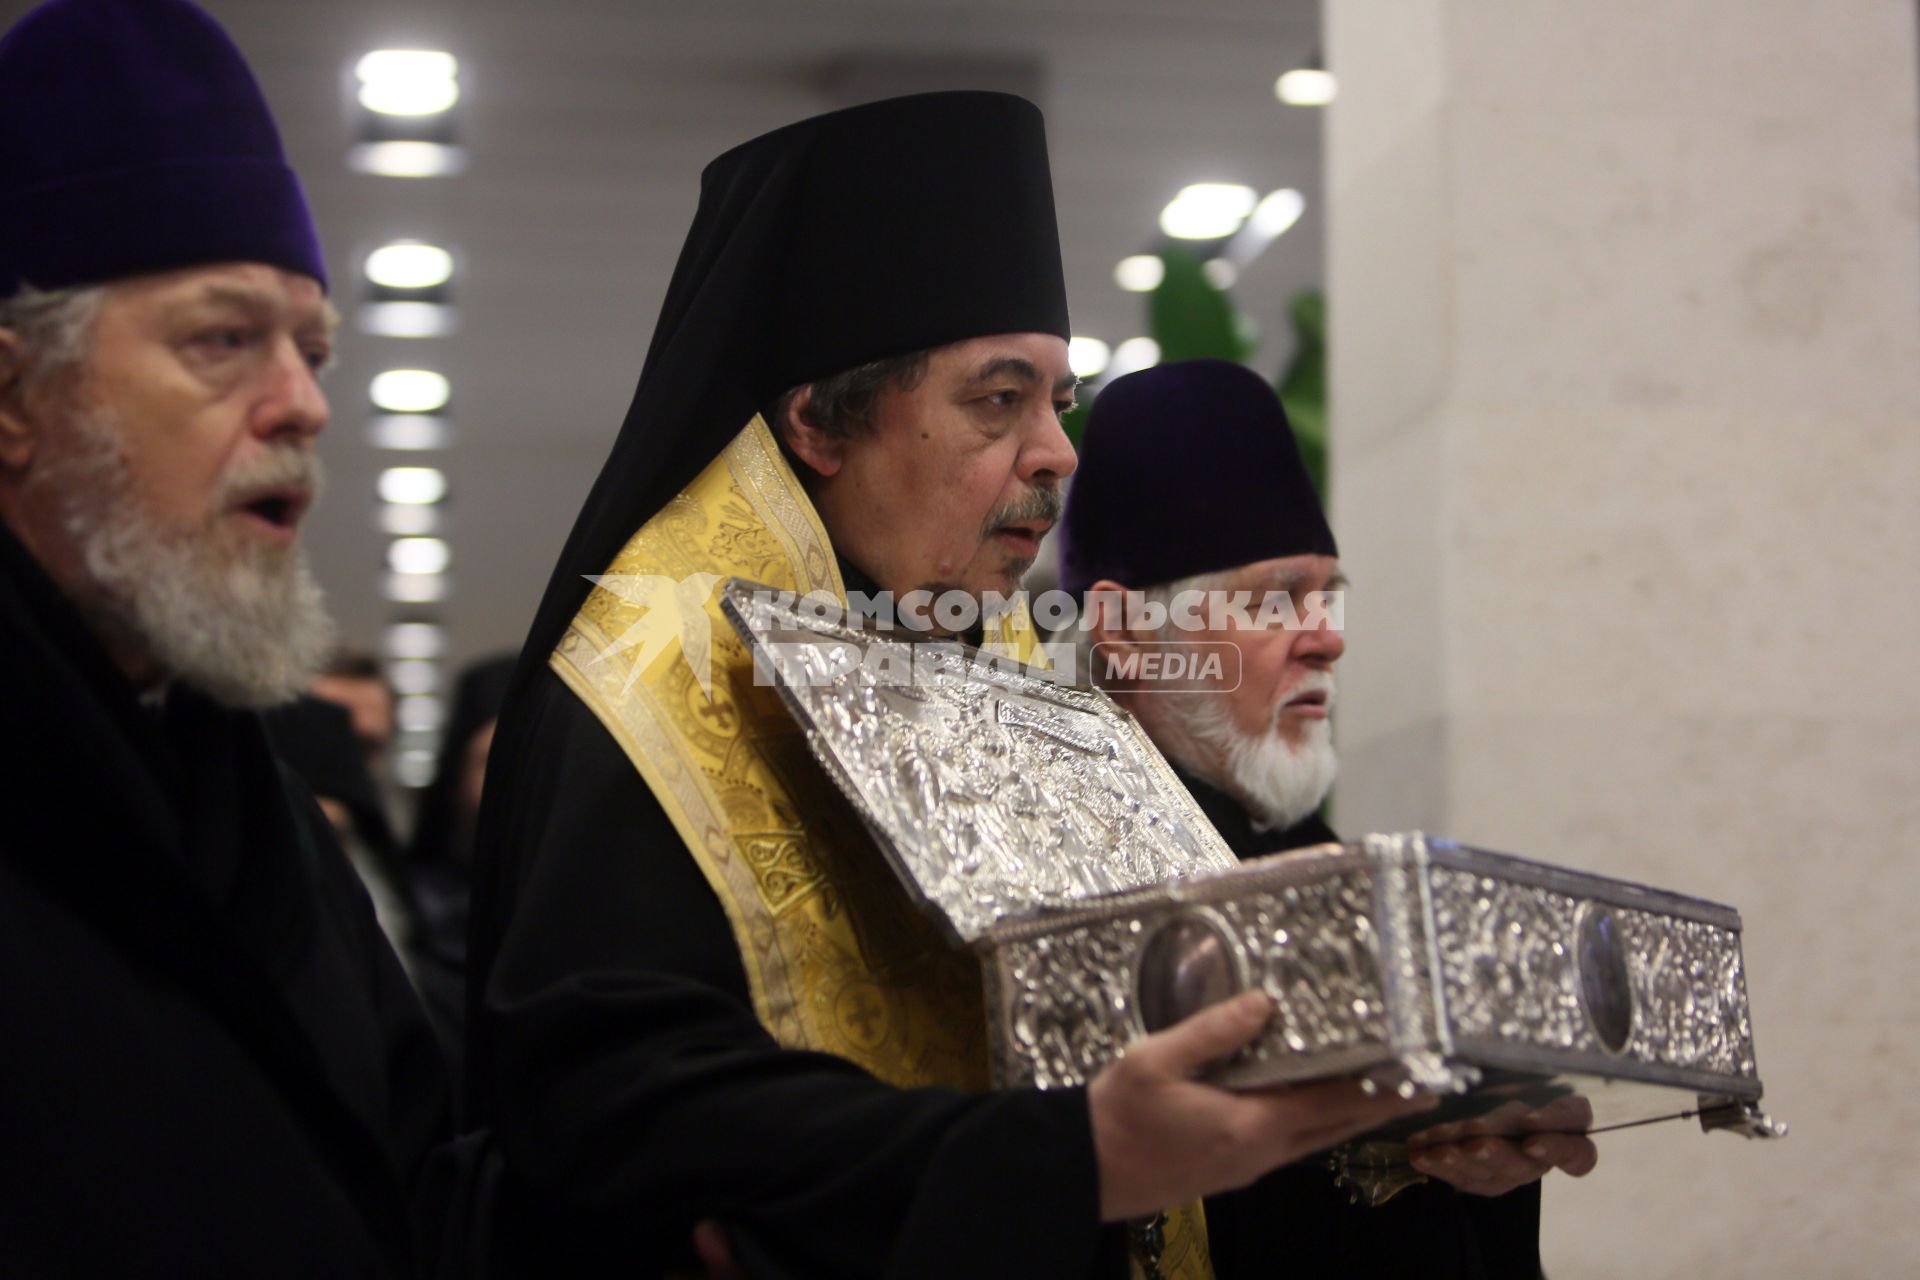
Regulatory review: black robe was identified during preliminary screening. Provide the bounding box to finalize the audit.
[467,665,1122,1278]
[1174,767,1545,1280]
[0,524,466,1277]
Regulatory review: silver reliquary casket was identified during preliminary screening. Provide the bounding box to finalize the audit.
[719,580,1783,1196]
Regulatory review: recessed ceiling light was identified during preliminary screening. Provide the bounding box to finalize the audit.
[378,466,447,505]
[395,748,437,788]
[389,659,439,696]
[370,369,450,414]
[395,692,445,731]
[1249,188,1306,239]
[1201,259,1238,290]
[1160,184,1258,240]
[1114,255,1166,293]
[347,141,467,178]
[365,242,454,289]
[386,573,449,605]
[359,301,459,339]
[387,536,451,576]
[368,415,453,451]
[386,622,446,661]
[378,503,441,535]
[1276,67,1336,107]
[356,50,460,116]
[1110,337,1162,377]
[1068,337,1111,378]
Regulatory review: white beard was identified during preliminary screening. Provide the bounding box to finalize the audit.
[35,404,336,709]
[1168,670,1339,832]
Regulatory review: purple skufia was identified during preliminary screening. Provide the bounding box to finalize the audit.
[0,0,325,297]
[1057,359,1337,598]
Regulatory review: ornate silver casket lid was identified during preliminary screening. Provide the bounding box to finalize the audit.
[718,577,1238,945]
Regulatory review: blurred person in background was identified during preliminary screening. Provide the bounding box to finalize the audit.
[1059,359,1597,1278]
[0,2,474,1273]
[266,692,423,963]
[404,653,518,1070]
[310,645,398,778]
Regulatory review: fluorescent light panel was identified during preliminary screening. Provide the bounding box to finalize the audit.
[368,414,452,450]
[371,369,450,414]
[378,466,447,505]
[347,142,467,178]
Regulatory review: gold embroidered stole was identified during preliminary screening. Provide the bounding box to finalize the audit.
[1137,1203,1213,1280]
[552,416,1210,1276]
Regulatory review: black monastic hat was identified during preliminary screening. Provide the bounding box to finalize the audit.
[512,90,1071,677]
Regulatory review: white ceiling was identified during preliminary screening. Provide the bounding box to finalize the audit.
[6,0,1326,689]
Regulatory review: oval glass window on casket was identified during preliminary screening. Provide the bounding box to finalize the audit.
[1137,911,1244,1034]
[1576,902,1634,1054]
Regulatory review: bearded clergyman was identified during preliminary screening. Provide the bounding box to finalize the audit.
[0,2,464,1273]
[1057,358,1599,1278]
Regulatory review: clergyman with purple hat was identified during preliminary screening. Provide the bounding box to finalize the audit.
[0,1,477,1273]
[1058,357,1600,1276]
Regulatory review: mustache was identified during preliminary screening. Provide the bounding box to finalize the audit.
[983,484,1063,534]
[1273,669,1337,722]
[215,447,325,509]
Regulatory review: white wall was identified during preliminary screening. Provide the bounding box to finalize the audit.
[1327,2,1920,1274]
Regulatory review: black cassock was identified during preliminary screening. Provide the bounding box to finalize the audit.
[1175,767,1545,1280]
[467,665,1545,1279]
[468,665,1122,1278]
[0,526,468,1277]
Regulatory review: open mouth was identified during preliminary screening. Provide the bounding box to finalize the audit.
[233,488,310,538]
[1282,688,1331,717]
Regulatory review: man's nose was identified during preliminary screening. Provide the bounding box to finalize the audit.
[1020,403,1078,484]
[1296,618,1345,665]
[254,339,329,442]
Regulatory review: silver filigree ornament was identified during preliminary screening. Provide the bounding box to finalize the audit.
[719,581,1783,1151]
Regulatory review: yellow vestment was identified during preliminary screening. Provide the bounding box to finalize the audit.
[551,417,1209,1279]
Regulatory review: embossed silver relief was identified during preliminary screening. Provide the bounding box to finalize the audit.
[1618,910,1756,1078]
[996,919,1138,1090]
[992,876,1391,1089]
[723,582,1237,944]
[1231,874,1389,1066]
[1428,867,1756,1079]
[1430,868,1591,1053]
[725,581,1771,1120]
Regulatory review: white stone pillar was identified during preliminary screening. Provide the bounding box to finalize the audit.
[1326,2,1920,1273]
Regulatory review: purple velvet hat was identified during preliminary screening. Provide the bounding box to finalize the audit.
[0,0,326,298]
[1058,358,1336,598]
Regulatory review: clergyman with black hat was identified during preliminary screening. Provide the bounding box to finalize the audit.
[468,95,1436,1278]
[1058,358,1600,1276]
[0,1,466,1273]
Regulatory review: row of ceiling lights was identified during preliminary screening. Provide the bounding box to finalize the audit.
[1063,57,1332,383]
[349,48,466,786]
[347,45,1334,770]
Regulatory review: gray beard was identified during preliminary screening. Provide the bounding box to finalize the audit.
[36,405,336,709]
[1166,678,1338,833]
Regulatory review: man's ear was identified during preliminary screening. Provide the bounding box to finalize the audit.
[774,386,848,479]
[1086,579,1141,651]
[0,330,38,473]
